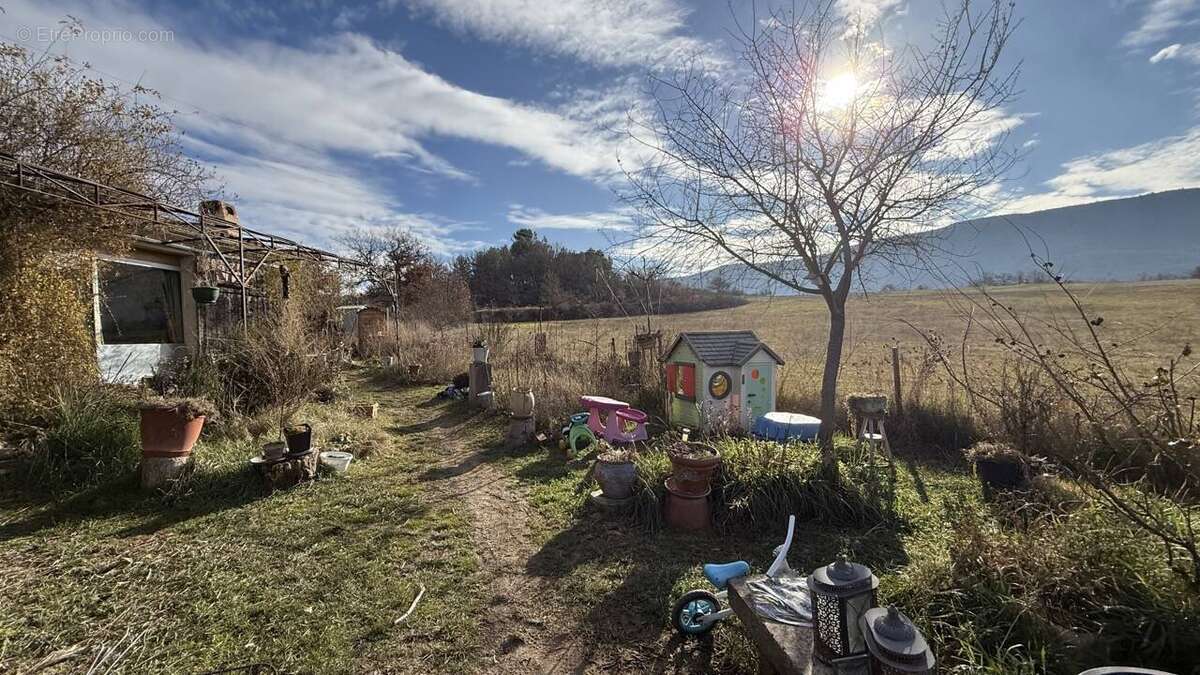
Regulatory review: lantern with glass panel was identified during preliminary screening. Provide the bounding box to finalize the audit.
[810,556,879,671]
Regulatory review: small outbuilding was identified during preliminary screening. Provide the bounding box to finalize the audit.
[662,330,784,431]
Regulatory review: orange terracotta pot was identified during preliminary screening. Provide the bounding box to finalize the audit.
[664,478,712,531]
[139,408,206,458]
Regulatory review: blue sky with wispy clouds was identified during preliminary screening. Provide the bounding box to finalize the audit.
[3,0,1199,257]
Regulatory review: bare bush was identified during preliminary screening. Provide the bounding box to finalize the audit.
[917,257,1200,586]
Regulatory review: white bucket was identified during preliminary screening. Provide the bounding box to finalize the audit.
[320,451,354,474]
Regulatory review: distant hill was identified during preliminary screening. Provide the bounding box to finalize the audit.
[680,189,1200,293]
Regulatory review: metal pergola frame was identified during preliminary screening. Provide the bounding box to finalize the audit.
[0,152,359,324]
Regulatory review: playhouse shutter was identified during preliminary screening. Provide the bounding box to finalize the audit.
[681,364,696,398]
[666,364,677,393]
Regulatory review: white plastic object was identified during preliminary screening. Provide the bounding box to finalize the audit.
[320,451,354,473]
[766,515,796,578]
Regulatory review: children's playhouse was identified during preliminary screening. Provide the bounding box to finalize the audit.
[662,330,784,430]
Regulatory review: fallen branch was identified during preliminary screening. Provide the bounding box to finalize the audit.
[393,583,427,625]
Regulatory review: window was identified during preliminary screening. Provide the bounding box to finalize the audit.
[98,260,184,344]
[708,371,731,399]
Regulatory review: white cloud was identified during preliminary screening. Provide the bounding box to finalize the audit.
[1151,42,1183,61]
[394,0,716,69]
[1122,0,1199,47]
[1149,41,1200,62]
[507,204,635,231]
[3,0,645,251]
[837,0,905,28]
[182,137,485,255]
[1000,126,1200,213]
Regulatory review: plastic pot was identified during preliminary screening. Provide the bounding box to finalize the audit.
[510,387,535,418]
[139,408,206,458]
[975,457,1027,489]
[191,286,220,305]
[285,424,312,453]
[320,451,353,474]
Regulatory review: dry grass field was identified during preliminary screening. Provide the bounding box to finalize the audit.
[479,279,1200,428]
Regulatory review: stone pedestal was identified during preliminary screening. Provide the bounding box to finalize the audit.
[468,362,493,408]
[505,415,536,447]
[255,451,319,491]
[141,456,192,491]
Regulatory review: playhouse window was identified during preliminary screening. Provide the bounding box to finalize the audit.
[667,363,696,400]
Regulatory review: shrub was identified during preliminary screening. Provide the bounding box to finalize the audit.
[888,497,1200,674]
[35,385,140,488]
[629,437,891,533]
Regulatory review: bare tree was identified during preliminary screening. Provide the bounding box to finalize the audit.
[623,0,1020,456]
[338,227,430,326]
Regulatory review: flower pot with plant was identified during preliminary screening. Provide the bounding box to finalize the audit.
[966,441,1029,490]
[472,338,489,364]
[138,397,216,458]
[668,441,721,496]
[594,444,638,500]
[284,423,313,454]
[191,255,220,305]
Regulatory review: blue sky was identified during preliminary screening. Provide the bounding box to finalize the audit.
[4,0,1200,258]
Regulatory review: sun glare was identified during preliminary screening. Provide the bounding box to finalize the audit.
[819,72,860,110]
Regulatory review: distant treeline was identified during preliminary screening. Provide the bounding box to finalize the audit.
[454,229,747,321]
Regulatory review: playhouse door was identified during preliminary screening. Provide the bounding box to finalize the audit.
[744,366,771,423]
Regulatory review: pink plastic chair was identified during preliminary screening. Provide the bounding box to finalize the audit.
[607,407,649,443]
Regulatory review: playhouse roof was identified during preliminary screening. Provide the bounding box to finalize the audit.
[663,330,785,366]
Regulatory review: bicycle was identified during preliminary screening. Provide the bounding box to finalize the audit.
[670,515,797,636]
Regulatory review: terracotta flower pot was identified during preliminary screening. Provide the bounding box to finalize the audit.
[139,408,206,458]
[594,459,637,500]
[668,442,721,496]
[664,478,711,531]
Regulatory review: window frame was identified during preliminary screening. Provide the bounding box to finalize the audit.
[95,256,185,346]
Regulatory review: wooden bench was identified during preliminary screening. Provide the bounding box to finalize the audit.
[727,576,834,675]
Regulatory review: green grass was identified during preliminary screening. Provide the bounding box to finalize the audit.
[5,373,1197,673]
[490,436,1199,674]
[0,382,484,674]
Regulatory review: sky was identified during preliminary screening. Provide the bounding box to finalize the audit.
[3,0,1199,259]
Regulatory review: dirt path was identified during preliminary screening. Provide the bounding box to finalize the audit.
[380,388,594,673]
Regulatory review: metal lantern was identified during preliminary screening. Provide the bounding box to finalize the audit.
[810,556,879,668]
[859,606,935,675]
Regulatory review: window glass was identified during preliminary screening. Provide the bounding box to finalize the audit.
[98,261,183,344]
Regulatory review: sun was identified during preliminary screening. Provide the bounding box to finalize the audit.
[819,72,860,110]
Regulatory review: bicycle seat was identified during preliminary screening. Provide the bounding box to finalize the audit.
[703,561,750,589]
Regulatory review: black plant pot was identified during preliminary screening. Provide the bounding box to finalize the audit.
[192,286,221,304]
[975,457,1026,489]
[285,424,312,453]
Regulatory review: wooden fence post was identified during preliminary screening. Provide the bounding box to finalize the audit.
[891,346,903,416]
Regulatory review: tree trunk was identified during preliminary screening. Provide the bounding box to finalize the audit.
[817,302,847,468]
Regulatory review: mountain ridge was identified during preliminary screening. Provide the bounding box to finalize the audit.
[679,188,1200,293]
